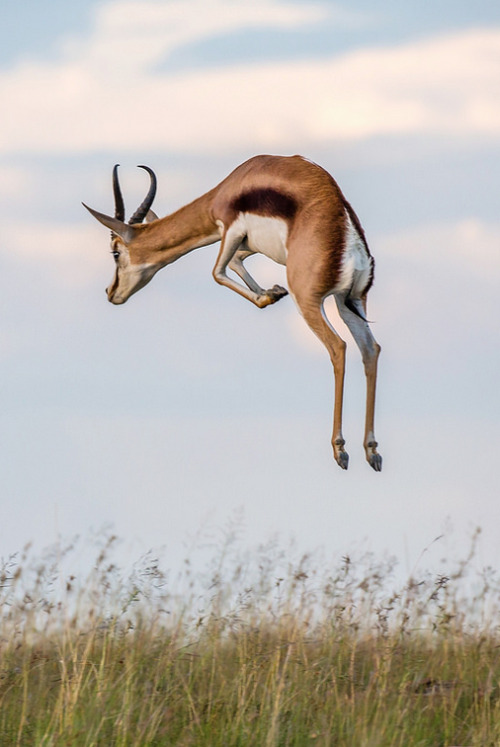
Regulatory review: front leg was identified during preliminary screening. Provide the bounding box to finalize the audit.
[213,232,287,308]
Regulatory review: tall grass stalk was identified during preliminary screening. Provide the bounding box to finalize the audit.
[0,531,499,745]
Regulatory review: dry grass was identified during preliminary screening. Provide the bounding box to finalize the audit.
[0,530,499,746]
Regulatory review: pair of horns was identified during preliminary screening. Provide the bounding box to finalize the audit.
[113,164,157,225]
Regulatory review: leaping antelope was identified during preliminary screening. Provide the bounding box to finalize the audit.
[84,155,382,470]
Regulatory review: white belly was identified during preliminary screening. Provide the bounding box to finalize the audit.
[243,214,288,265]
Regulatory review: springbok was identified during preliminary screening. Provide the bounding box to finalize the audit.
[84,155,382,470]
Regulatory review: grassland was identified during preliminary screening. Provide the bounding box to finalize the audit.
[1,531,499,746]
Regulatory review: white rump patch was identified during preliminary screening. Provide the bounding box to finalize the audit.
[335,210,371,296]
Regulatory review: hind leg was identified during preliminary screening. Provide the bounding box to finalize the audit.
[335,294,382,471]
[291,289,349,469]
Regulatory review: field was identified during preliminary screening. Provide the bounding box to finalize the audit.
[1,531,499,746]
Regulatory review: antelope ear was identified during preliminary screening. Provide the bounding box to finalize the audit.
[145,209,159,223]
[82,203,136,243]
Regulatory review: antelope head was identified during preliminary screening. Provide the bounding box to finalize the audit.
[83,165,160,304]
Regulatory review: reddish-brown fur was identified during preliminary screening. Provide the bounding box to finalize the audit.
[86,154,382,471]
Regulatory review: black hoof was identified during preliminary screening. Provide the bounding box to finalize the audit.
[336,451,349,470]
[268,285,288,301]
[369,453,383,472]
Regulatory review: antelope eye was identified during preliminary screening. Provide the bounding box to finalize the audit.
[111,250,120,261]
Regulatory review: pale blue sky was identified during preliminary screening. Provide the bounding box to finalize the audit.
[1,0,499,583]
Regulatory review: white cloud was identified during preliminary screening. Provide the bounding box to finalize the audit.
[2,222,108,286]
[63,0,330,75]
[0,165,34,200]
[1,6,499,155]
[380,218,500,286]
[368,218,500,360]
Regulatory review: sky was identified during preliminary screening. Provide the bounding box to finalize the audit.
[1,0,500,587]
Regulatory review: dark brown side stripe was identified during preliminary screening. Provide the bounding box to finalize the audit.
[231,188,297,220]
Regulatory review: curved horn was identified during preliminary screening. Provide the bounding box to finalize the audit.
[128,165,157,225]
[112,164,125,221]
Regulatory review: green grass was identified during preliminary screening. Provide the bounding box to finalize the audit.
[1,531,499,746]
